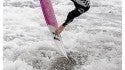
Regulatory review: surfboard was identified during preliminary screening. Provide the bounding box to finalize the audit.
[39,0,68,58]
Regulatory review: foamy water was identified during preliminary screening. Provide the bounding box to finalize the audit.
[3,0,122,70]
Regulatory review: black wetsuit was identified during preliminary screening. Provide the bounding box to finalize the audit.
[62,0,90,27]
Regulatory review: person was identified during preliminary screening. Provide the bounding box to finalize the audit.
[55,0,90,35]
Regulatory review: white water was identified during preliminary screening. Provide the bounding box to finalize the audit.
[3,0,122,70]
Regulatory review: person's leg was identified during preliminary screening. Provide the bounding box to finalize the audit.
[62,9,82,27]
[55,0,90,35]
[62,5,90,27]
[55,9,82,35]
